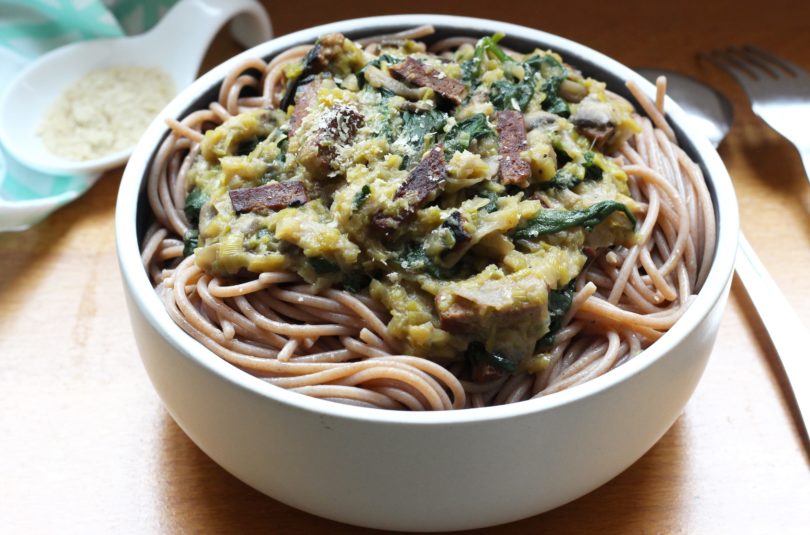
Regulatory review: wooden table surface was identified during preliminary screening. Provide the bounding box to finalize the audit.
[2,1,809,532]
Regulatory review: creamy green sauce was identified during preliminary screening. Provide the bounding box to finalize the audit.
[185,32,639,370]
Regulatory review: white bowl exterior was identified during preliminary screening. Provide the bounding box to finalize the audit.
[124,282,727,531]
[116,15,739,531]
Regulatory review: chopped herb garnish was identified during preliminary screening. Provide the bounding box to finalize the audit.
[478,33,509,63]
[513,200,637,240]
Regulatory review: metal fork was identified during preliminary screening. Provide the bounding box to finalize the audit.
[706,46,810,182]
[704,46,810,448]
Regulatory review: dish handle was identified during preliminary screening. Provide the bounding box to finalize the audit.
[147,0,273,82]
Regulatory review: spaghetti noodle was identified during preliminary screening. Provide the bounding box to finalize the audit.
[141,28,715,410]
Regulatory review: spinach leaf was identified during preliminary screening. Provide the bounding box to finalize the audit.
[182,229,199,258]
[308,256,340,274]
[357,54,402,88]
[542,153,602,190]
[543,160,593,190]
[461,33,508,84]
[396,110,447,166]
[553,144,572,167]
[490,78,535,111]
[443,113,494,156]
[522,54,543,73]
[342,271,371,293]
[478,33,509,63]
[274,135,289,165]
[438,211,470,257]
[460,58,480,86]
[489,54,544,112]
[583,151,603,181]
[479,190,500,213]
[396,243,455,279]
[538,55,570,117]
[366,54,402,69]
[352,185,371,211]
[546,165,581,190]
[512,200,637,240]
[465,341,517,373]
[236,137,259,156]
[536,281,575,348]
[279,73,316,112]
[184,187,207,226]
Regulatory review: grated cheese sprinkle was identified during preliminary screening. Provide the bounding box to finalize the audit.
[37,65,175,161]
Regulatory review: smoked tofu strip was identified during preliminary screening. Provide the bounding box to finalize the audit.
[496,110,531,186]
[389,57,468,105]
[229,181,309,214]
[371,146,448,233]
[289,79,321,135]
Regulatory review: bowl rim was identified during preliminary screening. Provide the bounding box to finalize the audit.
[115,14,739,426]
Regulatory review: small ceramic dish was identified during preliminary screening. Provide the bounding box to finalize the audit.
[0,0,271,177]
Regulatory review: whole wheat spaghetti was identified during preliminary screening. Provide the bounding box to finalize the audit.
[141,28,715,410]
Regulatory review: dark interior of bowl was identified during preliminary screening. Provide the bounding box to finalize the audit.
[135,22,717,248]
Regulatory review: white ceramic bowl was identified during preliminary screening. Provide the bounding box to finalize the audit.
[116,15,738,532]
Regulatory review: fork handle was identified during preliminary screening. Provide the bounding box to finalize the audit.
[735,233,810,441]
[799,147,810,187]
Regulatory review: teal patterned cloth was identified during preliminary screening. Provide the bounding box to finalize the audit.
[0,0,176,231]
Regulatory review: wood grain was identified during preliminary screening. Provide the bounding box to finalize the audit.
[1,1,809,532]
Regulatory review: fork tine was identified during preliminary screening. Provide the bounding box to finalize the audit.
[701,49,758,81]
[743,45,805,78]
[726,47,780,78]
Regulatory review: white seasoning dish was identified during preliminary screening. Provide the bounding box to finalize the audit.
[0,0,271,176]
[117,14,739,532]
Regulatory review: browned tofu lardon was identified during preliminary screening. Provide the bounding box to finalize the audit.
[229,181,309,214]
[390,57,468,105]
[296,105,364,179]
[371,146,448,234]
[496,110,531,186]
